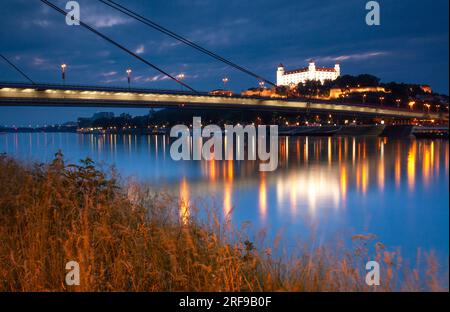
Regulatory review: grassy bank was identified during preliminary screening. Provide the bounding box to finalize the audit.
[0,153,447,291]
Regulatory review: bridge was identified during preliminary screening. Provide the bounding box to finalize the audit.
[0,82,439,120]
[0,0,446,123]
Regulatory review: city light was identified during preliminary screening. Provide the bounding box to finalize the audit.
[177,73,186,91]
[61,64,67,85]
[222,77,229,89]
[126,68,132,89]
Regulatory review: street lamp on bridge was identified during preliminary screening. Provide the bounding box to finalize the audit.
[222,76,229,90]
[258,80,265,96]
[177,73,185,91]
[126,68,132,89]
[408,101,416,111]
[60,64,67,85]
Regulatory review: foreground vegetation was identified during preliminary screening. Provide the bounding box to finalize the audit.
[0,153,447,291]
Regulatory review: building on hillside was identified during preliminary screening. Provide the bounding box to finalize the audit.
[241,87,286,98]
[209,89,234,96]
[420,85,432,93]
[329,86,388,99]
[276,61,340,87]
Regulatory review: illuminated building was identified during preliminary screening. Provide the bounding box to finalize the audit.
[276,61,340,87]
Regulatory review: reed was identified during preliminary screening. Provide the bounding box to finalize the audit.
[0,153,447,291]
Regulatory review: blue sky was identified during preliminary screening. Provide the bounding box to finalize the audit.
[0,0,448,125]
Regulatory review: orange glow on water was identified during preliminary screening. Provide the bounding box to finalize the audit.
[378,159,385,191]
[276,170,341,217]
[224,180,232,221]
[285,136,289,162]
[430,141,435,173]
[227,160,234,181]
[259,174,267,221]
[357,143,361,161]
[363,141,367,160]
[362,161,369,194]
[356,164,361,191]
[378,140,385,190]
[344,137,348,161]
[304,138,309,163]
[352,138,356,165]
[395,143,401,188]
[328,137,332,165]
[422,143,431,187]
[340,165,347,200]
[209,159,217,182]
[315,141,320,161]
[407,142,417,191]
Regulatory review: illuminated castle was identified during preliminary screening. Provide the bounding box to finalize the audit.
[276,61,340,86]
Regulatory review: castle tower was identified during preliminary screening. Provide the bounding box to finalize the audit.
[276,63,285,86]
[334,63,341,77]
[308,61,316,80]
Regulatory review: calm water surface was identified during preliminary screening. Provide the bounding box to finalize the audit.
[1,133,448,262]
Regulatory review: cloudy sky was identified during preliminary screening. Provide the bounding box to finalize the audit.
[0,0,448,125]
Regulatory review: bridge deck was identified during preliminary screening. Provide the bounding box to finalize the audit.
[0,82,441,119]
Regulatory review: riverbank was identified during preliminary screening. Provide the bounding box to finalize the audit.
[0,153,447,291]
[2,123,448,139]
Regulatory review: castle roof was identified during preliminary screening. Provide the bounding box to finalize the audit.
[284,65,337,75]
[316,67,336,72]
[285,67,308,74]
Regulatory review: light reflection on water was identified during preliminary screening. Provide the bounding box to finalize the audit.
[1,133,449,261]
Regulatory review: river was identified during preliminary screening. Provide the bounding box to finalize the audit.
[1,132,448,263]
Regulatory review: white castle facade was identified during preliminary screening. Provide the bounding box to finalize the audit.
[276,61,340,86]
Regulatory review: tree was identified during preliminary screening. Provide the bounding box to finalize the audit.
[332,74,380,88]
[297,80,322,97]
[275,85,289,96]
[356,74,380,87]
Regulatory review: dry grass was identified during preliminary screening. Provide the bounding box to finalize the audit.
[0,153,447,292]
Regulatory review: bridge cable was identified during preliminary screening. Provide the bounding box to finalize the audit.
[98,0,277,88]
[0,53,35,85]
[39,0,197,93]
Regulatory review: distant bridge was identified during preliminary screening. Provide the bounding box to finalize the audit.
[0,82,441,120]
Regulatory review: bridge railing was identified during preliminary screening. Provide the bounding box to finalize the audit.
[0,81,209,96]
[0,81,443,117]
